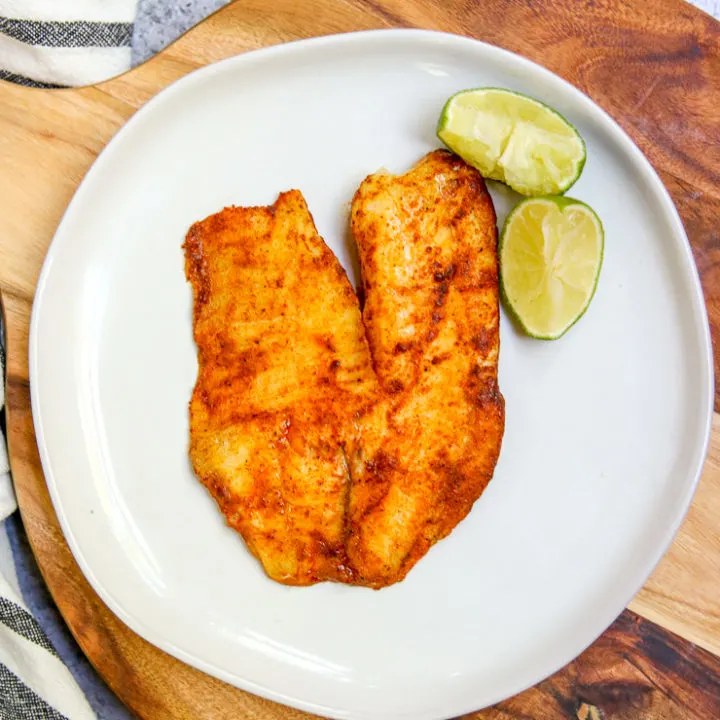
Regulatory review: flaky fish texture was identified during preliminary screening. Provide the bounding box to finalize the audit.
[348,149,505,587]
[184,191,378,585]
[184,149,504,588]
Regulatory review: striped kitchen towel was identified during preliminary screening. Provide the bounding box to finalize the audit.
[0,0,137,88]
[0,579,96,719]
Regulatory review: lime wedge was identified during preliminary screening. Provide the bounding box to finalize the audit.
[437,87,586,196]
[500,197,603,339]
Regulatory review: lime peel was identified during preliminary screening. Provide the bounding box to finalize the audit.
[437,87,586,196]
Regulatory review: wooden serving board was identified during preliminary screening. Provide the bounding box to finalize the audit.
[1,0,719,717]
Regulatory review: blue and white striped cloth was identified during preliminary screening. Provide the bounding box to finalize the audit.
[0,0,229,88]
[0,0,717,718]
[0,331,131,718]
[0,0,135,88]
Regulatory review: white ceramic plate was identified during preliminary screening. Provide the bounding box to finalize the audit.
[31,30,713,719]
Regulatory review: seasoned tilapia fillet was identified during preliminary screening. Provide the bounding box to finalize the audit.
[184,191,378,585]
[184,150,504,588]
[348,149,505,587]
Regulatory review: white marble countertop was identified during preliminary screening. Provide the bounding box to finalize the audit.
[132,0,230,66]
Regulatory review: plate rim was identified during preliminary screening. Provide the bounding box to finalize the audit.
[28,27,715,719]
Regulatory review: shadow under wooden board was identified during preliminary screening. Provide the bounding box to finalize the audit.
[1,0,719,717]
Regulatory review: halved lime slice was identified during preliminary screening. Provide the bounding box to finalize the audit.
[500,197,603,339]
[437,87,586,196]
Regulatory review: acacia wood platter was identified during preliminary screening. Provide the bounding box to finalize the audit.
[1,0,719,717]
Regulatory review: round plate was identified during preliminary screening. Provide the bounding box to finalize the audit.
[30,30,713,719]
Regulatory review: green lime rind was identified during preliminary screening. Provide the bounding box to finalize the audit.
[499,196,604,340]
[437,87,587,197]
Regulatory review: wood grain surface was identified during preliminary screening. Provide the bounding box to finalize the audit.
[1,0,719,717]
[475,611,720,720]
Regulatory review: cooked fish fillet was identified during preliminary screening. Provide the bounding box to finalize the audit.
[347,149,505,587]
[184,149,504,589]
[184,191,378,585]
